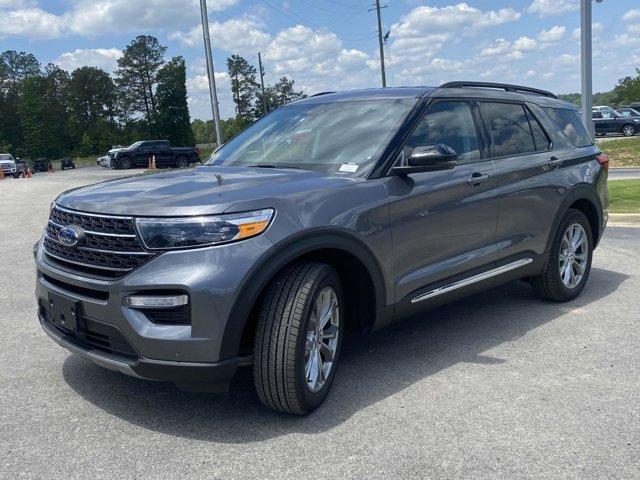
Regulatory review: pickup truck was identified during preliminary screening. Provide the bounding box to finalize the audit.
[0,153,18,178]
[109,140,200,169]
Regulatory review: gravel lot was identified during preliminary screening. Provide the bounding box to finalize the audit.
[1,167,639,480]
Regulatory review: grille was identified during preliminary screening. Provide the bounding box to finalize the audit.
[43,206,155,278]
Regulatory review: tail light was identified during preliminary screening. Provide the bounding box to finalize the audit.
[195,147,200,156]
[596,153,609,174]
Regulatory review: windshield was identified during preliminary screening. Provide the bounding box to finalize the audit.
[205,99,415,176]
[0,154,13,161]
[127,141,143,149]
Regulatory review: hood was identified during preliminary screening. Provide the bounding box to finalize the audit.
[108,147,125,155]
[55,166,356,216]
[0,159,16,166]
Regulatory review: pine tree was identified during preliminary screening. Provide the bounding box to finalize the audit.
[156,56,194,146]
[115,36,166,134]
[226,55,259,121]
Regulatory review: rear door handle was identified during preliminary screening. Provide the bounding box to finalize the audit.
[467,173,490,186]
[548,156,563,168]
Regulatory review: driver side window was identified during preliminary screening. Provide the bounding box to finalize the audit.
[405,101,481,164]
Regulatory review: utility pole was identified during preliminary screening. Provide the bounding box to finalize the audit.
[199,0,223,146]
[258,52,267,117]
[580,0,594,139]
[373,0,387,88]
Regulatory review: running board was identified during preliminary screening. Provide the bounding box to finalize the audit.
[410,258,533,304]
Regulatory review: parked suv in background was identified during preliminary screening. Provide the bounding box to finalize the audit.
[35,82,608,414]
[0,153,18,178]
[593,110,640,136]
[616,106,640,118]
[109,140,200,169]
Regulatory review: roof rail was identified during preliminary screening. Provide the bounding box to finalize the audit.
[439,81,557,99]
[310,91,336,97]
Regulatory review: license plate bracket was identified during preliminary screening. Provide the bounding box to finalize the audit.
[48,293,80,332]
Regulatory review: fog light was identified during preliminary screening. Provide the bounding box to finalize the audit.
[123,294,189,309]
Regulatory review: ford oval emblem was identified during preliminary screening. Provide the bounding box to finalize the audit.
[58,226,81,247]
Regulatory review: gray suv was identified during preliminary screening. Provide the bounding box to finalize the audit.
[35,82,609,414]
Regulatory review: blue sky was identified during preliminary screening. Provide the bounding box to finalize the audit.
[1,0,639,120]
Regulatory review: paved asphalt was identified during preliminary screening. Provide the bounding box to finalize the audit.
[1,168,639,479]
[609,168,640,180]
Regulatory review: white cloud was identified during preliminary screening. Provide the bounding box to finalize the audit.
[0,0,36,6]
[528,0,579,17]
[513,36,538,51]
[622,9,640,22]
[0,8,65,38]
[481,39,512,57]
[571,22,603,41]
[54,48,122,74]
[537,26,566,43]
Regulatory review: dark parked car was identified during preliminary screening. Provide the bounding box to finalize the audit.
[35,82,608,414]
[60,157,75,170]
[109,140,200,169]
[616,107,640,118]
[593,110,640,136]
[14,157,28,176]
[32,158,52,172]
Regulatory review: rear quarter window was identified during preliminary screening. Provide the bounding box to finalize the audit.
[542,107,593,147]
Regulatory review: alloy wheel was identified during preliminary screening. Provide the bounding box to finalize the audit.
[559,223,588,289]
[304,287,340,393]
[622,125,636,137]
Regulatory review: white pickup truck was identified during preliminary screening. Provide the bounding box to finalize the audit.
[0,153,18,178]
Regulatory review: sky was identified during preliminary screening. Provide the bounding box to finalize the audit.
[0,0,639,120]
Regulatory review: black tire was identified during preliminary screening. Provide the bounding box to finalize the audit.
[621,124,636,137]
[119,157,133,169]
[13,173,20,178]
[532,209,593,302]
[253,262,344,415]
[175,157,189,168]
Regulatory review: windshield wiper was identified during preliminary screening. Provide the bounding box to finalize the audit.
[245,164,303,170]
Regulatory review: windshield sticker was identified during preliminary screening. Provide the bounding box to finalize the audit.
[339,164,359,173]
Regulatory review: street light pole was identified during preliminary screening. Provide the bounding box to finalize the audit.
[580,0,594,139]
[199,0,223,146]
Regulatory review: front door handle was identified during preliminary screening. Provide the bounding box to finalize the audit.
[548,156,563,168]
[467,173,490,186]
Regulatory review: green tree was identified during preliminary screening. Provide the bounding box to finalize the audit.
[227,55,258,121]
[253,85,279,117]
[192,119,214,144]
[69,66,117,154]
[273,76,305,105]
[0,50,41,153]
[155,56,194,146]
[18,66,69,158]
[115,35,166,132]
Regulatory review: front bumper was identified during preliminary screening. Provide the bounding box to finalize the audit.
[35,232,274,383]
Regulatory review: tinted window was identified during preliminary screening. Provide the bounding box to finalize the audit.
[405,101,480,164]
[592,112,603,119]
[526,110,550,151]
[543,107,593,147]
[482,102,535,157]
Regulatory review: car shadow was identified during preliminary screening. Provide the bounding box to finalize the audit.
[62,267,628,443]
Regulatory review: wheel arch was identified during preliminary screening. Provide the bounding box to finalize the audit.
[219,230,389,360]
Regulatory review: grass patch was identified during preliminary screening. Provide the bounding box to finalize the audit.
[608,179,640,213]
[599,137,640,167]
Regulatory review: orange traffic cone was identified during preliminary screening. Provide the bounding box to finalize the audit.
[48,163,53,173]
[0,169,4,180]
[26,167,32,178]
[151,155,157,169]
[148,157,152,169]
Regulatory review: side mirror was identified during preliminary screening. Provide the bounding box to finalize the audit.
[391,144,457,176]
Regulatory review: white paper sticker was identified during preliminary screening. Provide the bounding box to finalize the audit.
[339,163,359,173]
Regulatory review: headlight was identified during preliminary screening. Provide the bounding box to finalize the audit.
[135,209,274,250]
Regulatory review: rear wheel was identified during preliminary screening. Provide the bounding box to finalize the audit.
[532,209,593,302]
[176,157,189,168]
[622,124,636,137]
[253,262,344,414]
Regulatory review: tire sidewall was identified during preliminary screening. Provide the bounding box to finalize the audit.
[120,157,132,169]
[176,157,188,168]
[294,266,345,412]
[622,125,636,137]
[548,210,593,300]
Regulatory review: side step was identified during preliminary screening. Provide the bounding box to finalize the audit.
[411,258,533,304]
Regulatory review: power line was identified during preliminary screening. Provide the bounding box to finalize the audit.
[294,0,370,15]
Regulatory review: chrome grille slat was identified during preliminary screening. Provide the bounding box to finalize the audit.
[43,206,156,278]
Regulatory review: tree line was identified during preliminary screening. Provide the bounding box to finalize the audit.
[558,69,640,107]
[0,35,193,159]
[0,39,306,159]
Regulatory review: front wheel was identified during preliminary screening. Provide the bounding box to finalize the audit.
[253,262,344,414]
[119,157,133,169]
[622,124,636,137]
[532,209,593,302]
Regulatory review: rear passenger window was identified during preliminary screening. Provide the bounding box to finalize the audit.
[405,101,480,164]
[543,107,593,147]
[481,102,536,157]
[526,110,550,151]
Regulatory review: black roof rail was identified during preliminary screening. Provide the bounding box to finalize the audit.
[439,81,557,99]
[310,91,336,97]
